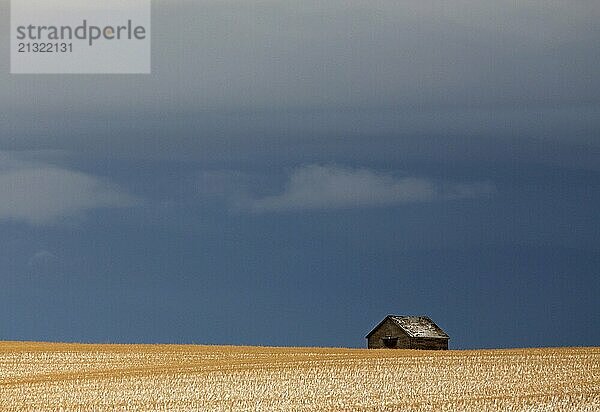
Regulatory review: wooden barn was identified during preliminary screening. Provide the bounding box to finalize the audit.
[366,315,449,350]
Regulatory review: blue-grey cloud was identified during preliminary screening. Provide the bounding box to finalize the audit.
[248,164,494,212]
[0,152,139,225]
[1,0,599,166]
[27,250,59,268]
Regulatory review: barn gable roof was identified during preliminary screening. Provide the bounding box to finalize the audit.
[366,315,449,339]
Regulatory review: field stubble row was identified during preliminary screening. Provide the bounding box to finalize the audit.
[0,342,598,411]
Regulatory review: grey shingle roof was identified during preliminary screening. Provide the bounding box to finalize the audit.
[390,316,449,338]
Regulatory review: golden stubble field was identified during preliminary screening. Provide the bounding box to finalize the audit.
[0,342,598,411]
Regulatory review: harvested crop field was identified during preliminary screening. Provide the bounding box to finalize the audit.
[0,342,598,411]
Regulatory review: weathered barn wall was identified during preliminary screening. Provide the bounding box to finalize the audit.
[410,337,448,350]
[367,318,410,349]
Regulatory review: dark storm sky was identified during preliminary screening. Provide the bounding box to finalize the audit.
[0,1,598,348]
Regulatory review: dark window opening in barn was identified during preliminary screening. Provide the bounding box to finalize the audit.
[382,336,398,348]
